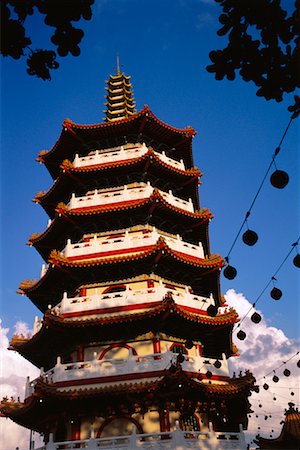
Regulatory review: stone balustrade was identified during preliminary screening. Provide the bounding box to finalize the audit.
[25,351,228,396]
[55,285,214,316]
[34,422,247,450]
[72,142,186,171]
[67,182,194,213]
[62,226,203,259]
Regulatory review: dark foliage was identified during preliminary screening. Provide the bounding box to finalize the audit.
[207,0,299,102]
[1,0,94,80]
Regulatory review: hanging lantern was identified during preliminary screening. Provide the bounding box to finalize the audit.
[242,229,258,246]
[270,169,289,189]
[223,265,237,280]
[177,353,185,363]
[237,330,246,340]
[207,305,218,317]
[272,375,279,383]
[206,370,213,379]
[270,287,282,300]
[263,383,269,390]
[214,360,222,369]
[185,339,194,349]
[293,254,300,268]
[283,368,291,377]
[251,312,262,323]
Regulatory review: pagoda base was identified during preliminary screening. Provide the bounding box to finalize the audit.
[36,423,247,450]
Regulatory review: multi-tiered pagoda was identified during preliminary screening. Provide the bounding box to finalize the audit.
[1,69,255,449]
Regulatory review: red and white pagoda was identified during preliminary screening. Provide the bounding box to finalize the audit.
[1,69,255,449]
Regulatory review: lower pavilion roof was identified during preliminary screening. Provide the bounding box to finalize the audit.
[19,239,223,311]
[255,403,300,449]
[1,366,255,432]
[11,294,237,368]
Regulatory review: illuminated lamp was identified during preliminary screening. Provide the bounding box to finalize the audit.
[206,370,213,379]
[237,330,246,340]
[293,254,300,268]
[207,305,218,317]
[283,368,291,377]
[242,229,258,246]
[272,375,279,383]
[223,265,237,280]
[270,169,289,189]
[251,312,261,323]
[270,287,282,300]
[214,360,222,369]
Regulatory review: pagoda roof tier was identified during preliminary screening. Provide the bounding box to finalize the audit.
[1,368,255,433]
[255,403,300,449]
[34,146,201,219]
[28,193,212,261]
[19,239,223,311]
[11,295,237,367]
[36,106,196,179]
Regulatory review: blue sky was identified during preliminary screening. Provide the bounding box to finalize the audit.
[0,1,299,447]
[1,0,298,338]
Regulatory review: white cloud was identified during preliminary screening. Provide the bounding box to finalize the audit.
[225,289,299,446]
[0,319,42,450]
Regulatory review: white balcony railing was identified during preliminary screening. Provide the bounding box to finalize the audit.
[62,226,203,260]
[55,285,214,316]
[25,351,229,397]
[72,143,186,171]
[67,182,193,213]
[35,422,247,450]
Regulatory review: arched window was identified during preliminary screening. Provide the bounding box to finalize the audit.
[98,344,137,360]
[170,343,188,355]
[97,416,143,438]
[102,284,128,297]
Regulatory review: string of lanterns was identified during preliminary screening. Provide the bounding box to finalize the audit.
[223,111,299,281]
[233,238,300,340]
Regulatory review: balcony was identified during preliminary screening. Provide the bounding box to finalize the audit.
[35,422,247,450]
[25,351,229,397]
[72,142,186,171]
[62,226,203,260]
[53,284,214,317]
[67,182,193,213]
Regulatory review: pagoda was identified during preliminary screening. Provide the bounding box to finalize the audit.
[1,69,256,449]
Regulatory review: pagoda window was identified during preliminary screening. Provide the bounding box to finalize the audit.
[180,414,200,432]
[99,344,137,360]
[102,284,128,297]
[170,343,187,355]
[97,417,143,438]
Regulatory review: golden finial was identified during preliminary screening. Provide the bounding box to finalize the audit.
[116,54,120,75]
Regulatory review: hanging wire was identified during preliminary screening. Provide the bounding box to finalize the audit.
[234,238,300,330]
[256,351,300,382]
[225,115,296,262]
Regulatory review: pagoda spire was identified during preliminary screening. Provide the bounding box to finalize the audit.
[103,63,136,122]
